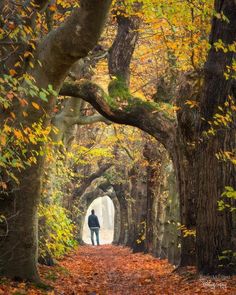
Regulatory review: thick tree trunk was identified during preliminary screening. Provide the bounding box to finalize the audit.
[196,0,236,275]
[0,163,43,281]
[0,0,112,281]
[197,131,236,274]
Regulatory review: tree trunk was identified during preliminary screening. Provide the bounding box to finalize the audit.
[0,0,112,281]
[196,0,236,275]
[144,141,160,255]
[0,162,43,281]
[112,194,121,245]
[161,166,181,265]
[172,142,197,266]
[197,130,236,274]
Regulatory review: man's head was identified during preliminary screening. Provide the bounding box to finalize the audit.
[91,209,95,215]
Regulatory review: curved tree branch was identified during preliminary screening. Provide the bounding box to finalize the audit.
[60,81,176,150]
[51,96,110,142]
[71,114,110,125]
[22,0,112,124]
[73,163,113,198]
[59,7,176,151]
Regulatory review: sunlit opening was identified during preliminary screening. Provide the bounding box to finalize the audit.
[82,196,114,245]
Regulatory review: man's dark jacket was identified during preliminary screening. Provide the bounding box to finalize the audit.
[88,214,100,228]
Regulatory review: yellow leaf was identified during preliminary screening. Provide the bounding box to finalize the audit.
[32,102,40,110]
[24,51,33,58]
[10,112,16,119]
[14,61,21,67]
[29,42,36,50]
[0,135,6,146]
[3,124,11,133]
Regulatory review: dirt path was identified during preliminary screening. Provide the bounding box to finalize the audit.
[46,245,235,295]
[1,245,236,294]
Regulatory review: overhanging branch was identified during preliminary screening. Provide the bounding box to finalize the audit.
[60,81,176,150]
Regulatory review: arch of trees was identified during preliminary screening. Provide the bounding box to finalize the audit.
[0,0,235,283]
[77,185,121,245]
[61,0,236,274]
[73,135,180,264]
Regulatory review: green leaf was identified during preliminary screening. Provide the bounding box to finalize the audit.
[39,91,48,102]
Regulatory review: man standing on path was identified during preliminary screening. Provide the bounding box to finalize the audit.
[88,209,100,245]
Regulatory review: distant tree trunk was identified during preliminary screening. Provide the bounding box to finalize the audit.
[129,164,147,252]
[161,166,181,265]
[144,141,160,255]
[112,194,121,244]
[144,140,180,264]
[113,183,129,245]
[121,173,147,252]
[172,143,197,266]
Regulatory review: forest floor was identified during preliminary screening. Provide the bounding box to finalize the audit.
[1,245,236,295]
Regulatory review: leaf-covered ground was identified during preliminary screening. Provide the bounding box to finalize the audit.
[1,245,236,294]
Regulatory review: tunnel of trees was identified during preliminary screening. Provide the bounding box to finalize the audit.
[0,0,235,285]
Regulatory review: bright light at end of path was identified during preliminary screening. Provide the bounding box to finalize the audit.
[82,196,114,245]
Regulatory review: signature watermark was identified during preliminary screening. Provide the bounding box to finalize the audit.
[199,276,227,290]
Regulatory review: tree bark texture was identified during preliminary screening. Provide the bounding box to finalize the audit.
[128,164,147,252]
[161,167,181,265]
[196,0,236,275]
[108,11,141,84]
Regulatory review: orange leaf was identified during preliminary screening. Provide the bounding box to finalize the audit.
[32,102,40,110]
[9,69,17,76]
[0,135,6,146]
[0,182,7,190]
[6,92,14,100]
[13,129,24,140]
[49,4,57,11]
[19,98,28,106]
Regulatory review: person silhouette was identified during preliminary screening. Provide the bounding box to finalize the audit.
[88,209,100,245]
